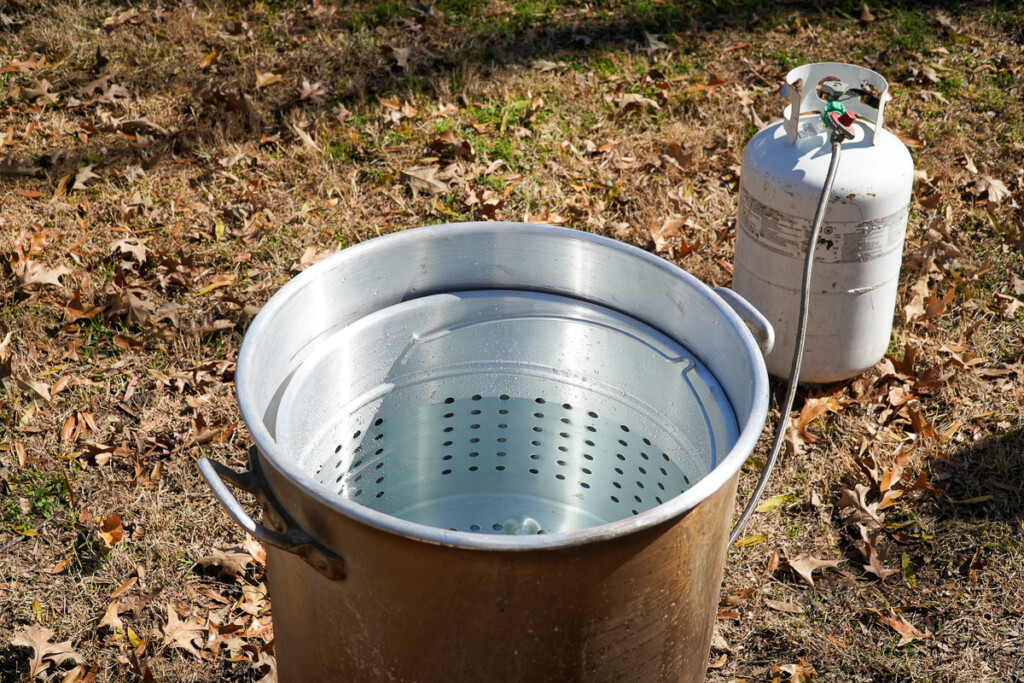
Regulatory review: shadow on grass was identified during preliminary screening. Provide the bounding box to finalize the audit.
[938,423,1024,526]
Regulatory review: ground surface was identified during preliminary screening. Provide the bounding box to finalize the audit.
[0,1,1022,681]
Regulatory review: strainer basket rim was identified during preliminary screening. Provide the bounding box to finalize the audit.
[236,222,769,551]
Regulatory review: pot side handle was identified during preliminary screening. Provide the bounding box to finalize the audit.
[198,452,346,580]
[713,287,775,357]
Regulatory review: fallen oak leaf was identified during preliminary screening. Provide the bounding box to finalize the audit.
[837,483,884,528]
[873,608,932,646]
[297,78,327,102]
[242,534,267,566]
[99,514,124,549]
[22,262,72,288]
[649,217,683,255]
[195,547,256,579]
[610,92,661,112]
[162,605,207,659]
[16,376,51,403]
[380,44,411,70]
[764,599,803,614]
[665,142,693,169]
[786,553,842,588]
[11,623,84,678]
[792,391,845,444]
[859,524,899,581]
[236,583,269,616]
[682,74,736,93]
[969,175,1011,205]
[922,287,955,320]
[401,166,449,197]
[72,164,100,191]
[98,600,125,632]
[198,48,217,69]
[103,7,138,27]
[255,70,284,89]
[642,31,670,56]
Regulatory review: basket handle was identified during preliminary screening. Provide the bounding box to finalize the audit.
[713,287,774,357]
[198,449,346,580]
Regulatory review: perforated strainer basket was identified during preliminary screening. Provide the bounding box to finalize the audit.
[201,223,773,682]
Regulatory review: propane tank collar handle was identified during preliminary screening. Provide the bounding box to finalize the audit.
[781,62,889,147]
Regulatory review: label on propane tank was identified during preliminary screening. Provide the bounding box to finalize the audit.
[738,191,907,264]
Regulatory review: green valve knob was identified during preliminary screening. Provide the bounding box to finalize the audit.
[820,100,847,124]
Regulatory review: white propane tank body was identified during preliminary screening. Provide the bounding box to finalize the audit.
[733,63,914,383]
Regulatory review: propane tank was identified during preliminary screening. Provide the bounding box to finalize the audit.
[733,63,914,383]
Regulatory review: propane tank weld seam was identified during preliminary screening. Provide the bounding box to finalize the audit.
[729,136,845,546]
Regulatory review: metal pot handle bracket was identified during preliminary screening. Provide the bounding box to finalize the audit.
[198,449,346,580]
[713,287,775,357]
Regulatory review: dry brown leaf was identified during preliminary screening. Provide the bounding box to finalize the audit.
[162,605,206,659]
[23,263,72,288]
[255,71,284,89]
[110,238,148,267]
[2,54,46,73]
[837,483,884,528]
[465,187,504,220]
[402,166,449,196]
[787,553,842,588]
[196,547,255,579]
[764,599,803,614]
[792,392,844,444]
[777,659,817,683]
[72,164,100,191]
[922,287,954,320]
[99,514,124,549]
[994,293,1023,318]
[613,92,661,112]
[60,414,76,443]
[860,2,876,22]
[236,583,269,616]
[198,48,217,69]
[20,79,58,105]
[298,78,326,102]
[64,289,105,323]
[242,535,267,566]
[665,142,693,169]
[642,31,670,55]
[873,608,932,646]
[380,44,411,69]
[969,175,1011,205]
[103,7,138,27]
[905,405,938,441]
[649,217,682,255]
[903,276,930,322]
[99,600,125,631]
[11,624,84,678]
[16,377,52,403]
[859,525,898,581]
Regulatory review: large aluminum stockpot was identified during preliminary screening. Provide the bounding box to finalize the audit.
[200,222,773,682]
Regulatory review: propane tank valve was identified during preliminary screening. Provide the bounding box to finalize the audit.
[821,101,857,140]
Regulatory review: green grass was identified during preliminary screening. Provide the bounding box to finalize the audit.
[892,11,937,52]
[0,467,74,531]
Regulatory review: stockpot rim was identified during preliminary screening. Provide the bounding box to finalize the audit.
[236,222,769,551]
